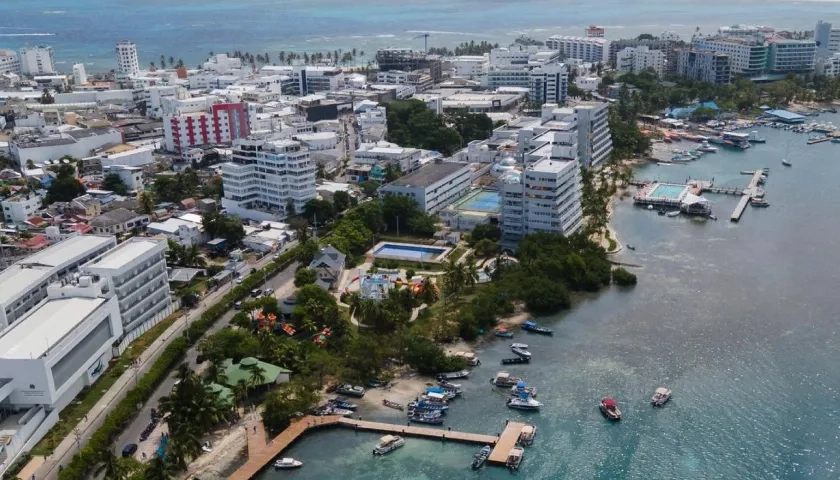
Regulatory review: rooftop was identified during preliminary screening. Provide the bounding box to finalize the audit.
[87,239,162,270]
[23,235,114,269]
[89,208,142,227]
[385,162,468,189]
[528,157,573,173]
[0,297,105,359]
[0,267,53,306]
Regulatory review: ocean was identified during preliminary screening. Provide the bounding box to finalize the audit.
[0,0,837,72]
[255,116,840,480]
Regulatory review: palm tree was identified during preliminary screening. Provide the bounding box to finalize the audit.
[168,56,175,66]
[144,454,178,480]
[159,55,166,68]
[149,61,156,70]
[138,191,155,215]
[233,379,249,408]
[205,358,227,385]
[94,447,130,480]
[248,365,267,392]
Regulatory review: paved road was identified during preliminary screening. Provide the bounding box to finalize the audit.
[114,260,299,462]
[35,250,295,480]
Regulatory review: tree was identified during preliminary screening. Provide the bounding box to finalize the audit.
[179,289,199,308]
[469,224,501,245]
[446,110,494,144]
[303,199,334,223]
[474,238,498,258]
[143,453,179,480]
[612,267,638,286]
[46,177,86,203]
[332,190,353,212]
[102,174,128,195]
[329,218,371,254]
[138,191,155,215]
[261,381,319,434]
[294,268,317,287]
[289,217,310,243]
[385,99,464,156]
[285,198,296,217]
[201,211,245,245]
[25,159,36,169]
[407,213,437,237]
[39,88,54,104]
[94,448,131,480]
[358,180,380,198]
[690,106,718,122]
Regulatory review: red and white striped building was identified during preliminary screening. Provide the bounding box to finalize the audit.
[163,103,250,153]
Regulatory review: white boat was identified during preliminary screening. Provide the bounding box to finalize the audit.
[651,387,672,406]
[511,347,531,358]
[510,343,529,349]
[492,372,522,387]
[274,458,303,469]
[666,211,680,218]
[782,159,791,167]
[507,396,543,410]
[519,425,537,446]
[696,141,718,152]
[506,447,525,470]
[373,435,406,455]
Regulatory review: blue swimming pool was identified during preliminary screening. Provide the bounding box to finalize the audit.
[649,183,687,200]
[373,243,448,262]
[456,190,502,213]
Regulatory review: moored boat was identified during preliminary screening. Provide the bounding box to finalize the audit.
[335,384,366,397]
[510,343,529,349]
[750,198,770,208]
[373,435,405,455]
[501,356,530,365]
[407,400,448,412]
[274,458,303,469]
[511,347,531,358]
[382,399,404,410]
[437,380,461,389]
[518,425,537,446]
[666,210,680,218]
[600,397,622,420]
[522,321,553,335]
[491,372,522,387]
[409,413,444,424]
[505,447,525,470]
[471,445,491,470]
[511,381,537,398]
[330,398,358,410]
[651,387,672,406]
[507,396,543,410]
[494,328,515,338]
[781,158,791,167]
[436,370,470,381]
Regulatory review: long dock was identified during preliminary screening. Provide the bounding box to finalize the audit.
[730,169,764,222]
[229,415,526,478]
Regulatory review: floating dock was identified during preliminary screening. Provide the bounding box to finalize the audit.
[486,421,527,466]
[730,169,764,222]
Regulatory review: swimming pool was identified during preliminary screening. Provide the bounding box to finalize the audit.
[649,183,688,200]
[455,190,502,213]
[371,242,450,263]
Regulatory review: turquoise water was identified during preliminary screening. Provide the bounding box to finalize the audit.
[374,244,447,261]
[0,0,836,71]
[649,183,688,200]
[256,114,840,480]
[457,190,502,213]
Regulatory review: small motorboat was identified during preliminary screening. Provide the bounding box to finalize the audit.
[647,205,654,210]
[373,435,405,455]
[335,384,366,397]
[626,244,636,251]
[491,372,522,387]
[425,387,458,400]
[750,198,770,208]
[328,407,354,417]
[274,458,303,469]
[507,396,543,410]
[781,158,791,167]
[696,141,718,152]
[436,370,470,381]
[408,400,449,411]
[522,321,553,335]
[494,328,514,338]
[505,447,525,470]
[511,347,531,359]
[518,425,537,446]
[471,445,491,470]
[600,397,622,421]
[708,214,718,221]
[330,398,358,410]
[666,211,680,218]
[501,356,530,365]
[510,343,529,349]
[382,399,404,411]
[437,380,461,389]
[651,387,672,407]
[409,413,444,424]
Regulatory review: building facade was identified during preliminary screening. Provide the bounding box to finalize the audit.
[221,135,317,221]
[164,102,250,152]
[690,36,767,76]
[378,162,472,214]
[72,63,87,85]
[573,102,613,168]
[19,46,54,76]
[815,20,840,59]
[291,65,344,95]
[0,49,21,76]
[450,55,488,77]
[1,194,42,224]
[545,36,609,63]
[767,39,817,73]
[676,49,732,85]
[529,63,568,105]
[115,41,140,82]
[616,46,666,76]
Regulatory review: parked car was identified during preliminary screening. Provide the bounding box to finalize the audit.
[234,301,242,310]
[122,444,138,458]
[264,288,274,296]
[251,288,261,297]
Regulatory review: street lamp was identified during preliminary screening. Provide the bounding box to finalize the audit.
[132,361,141,386]
[183,307,190,343]
[72,427,82,451]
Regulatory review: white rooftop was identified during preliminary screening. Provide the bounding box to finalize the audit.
[0,297,105,359]
[148,218,196,234]
[87,239,161,270]
[23,235,113,269]
[529,157,573,173]
[0,267,52,306]
[178,213,203,225]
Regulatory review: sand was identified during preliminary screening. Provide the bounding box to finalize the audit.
[357,374,433,411]
[182,425,248,480]
[496,308,531,329]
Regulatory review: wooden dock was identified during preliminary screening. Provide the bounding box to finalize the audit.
[730,169,764,222]
[229,415,526,478]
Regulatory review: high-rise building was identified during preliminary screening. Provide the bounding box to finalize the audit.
[221,135,317,221]
[767,39,817,73]
[815,20,840,59]
[0,49,21,76]
[676,49,732,85]
[545,36,610,63]
[690,36,767,76]
[163,102,250,152]
[115,40,140,81]
[572,102,613,169]
[608,38,680,72]
[375,48,443,82]
[529,63,568,105]
[616,46,666,75]
[72,63,87,85]
[19,46,54,75]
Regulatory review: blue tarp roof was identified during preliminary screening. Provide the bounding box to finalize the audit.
[765,109,805,120]
[668,101,720,119]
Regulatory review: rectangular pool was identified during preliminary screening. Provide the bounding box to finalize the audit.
[371,242,450,263]
[455,190,502,213]
[649,183,688,200]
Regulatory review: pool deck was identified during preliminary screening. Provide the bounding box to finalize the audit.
[369,241,452,264]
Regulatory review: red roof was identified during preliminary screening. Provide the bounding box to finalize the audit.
[602,398,616,407]
[19,234,50,249]
[67,224,94,234]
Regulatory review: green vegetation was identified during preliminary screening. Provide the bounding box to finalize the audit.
[102,174,128,195]
[45,163,85,203]
[152,168,201,203]
[166,240,207,267]
[612,267,638,286]
[201,210,246,244]
[427,40,499,56]
[385,99,494,156]
[294,268,317,287]
[513,35,544,47]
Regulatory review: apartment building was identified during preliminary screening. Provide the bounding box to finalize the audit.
[375,70,433,92]
[1,193,42,224]
[450,55,488,77]
[676,49,732,85]
[690,36,768,76]
[536,102,612,169]
[815,20,840,59]
[817,52,840,77]
[544,36,609,63]
[378,162,472,214]
[115,40,140,82]
[528,63,568,105]
[20,46,54,76]
[616,46,666,76]
[0,49,21,76]
[72,63,87,85]
[163,102,250,152]
[767,39,817,73]
[608,38,680,73]
[221,135,317,221]
[290,65,344,95]
[375,48,443,82]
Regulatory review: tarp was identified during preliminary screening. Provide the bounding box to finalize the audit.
[602,398,616,407]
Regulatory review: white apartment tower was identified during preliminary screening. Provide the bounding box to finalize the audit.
[616,46,666,76]
[0,49,21,76]
[815,20,840,59]
[19,46,54,75]
[72,63,87,85]
[221,135,317,221]
[545,36,609,63]
[529,63,568,105]
[115,40,140,81]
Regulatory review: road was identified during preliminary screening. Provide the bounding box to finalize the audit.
[34,249,296,480]
[114,260,300,462]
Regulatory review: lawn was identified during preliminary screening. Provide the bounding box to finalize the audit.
[448,246,468,262]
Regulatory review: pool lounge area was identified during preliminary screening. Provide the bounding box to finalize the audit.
[370,242,451,263]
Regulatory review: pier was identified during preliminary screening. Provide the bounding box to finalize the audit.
[730,169,764,222]
[229,415,526,478]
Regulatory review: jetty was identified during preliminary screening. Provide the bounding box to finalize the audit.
[807,136,832,145]
[730,169,764,222]
[229,415,525,478]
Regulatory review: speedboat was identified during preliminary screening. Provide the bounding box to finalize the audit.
[750,198,770,208]
[501,356,530,365]
[335,384,366,397]
[781,158,791,167]
[436,370,470,381]
[511,347,531,359]
[505,447,525,470]
[600,397,622,420]
[437,380,461,389]
[522,321,553,335]
[471,445,491,470]
[666,211,680,218]
[494,328,515,338]
[373,435,405,455]
[651,387,672,406]
[507,396,543,410]
[330,398,358,410]
[511,383,538,398]
[696,141,718,152]
[491,372,522,387]
[518,425,537,446]
[274,458,303,469]
[510,343,529,349]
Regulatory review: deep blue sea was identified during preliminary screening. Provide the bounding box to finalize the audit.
[0,0,837,72]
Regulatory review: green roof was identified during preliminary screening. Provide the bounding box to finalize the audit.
[222,357,291,387]
[207,382,234,405]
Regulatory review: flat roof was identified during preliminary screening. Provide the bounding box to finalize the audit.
[87,239,160,270]
[24,235,114,269]
[0,297,105,359]
[385,162,468,189]
[528,157,573,173]
[766,109,805,120]
[0,267,52,306]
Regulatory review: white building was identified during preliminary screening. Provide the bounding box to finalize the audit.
[221,136,317,221]
[353,141,422,174]
[378,162,472,214]
[540,102,613,168]
[716,24,775,38]
[676,49,732,85]
[0,49,21,76]
[616,46,666,75]
[20,46,55,76]
[82,238,171,334]
[88,208,149,235]
[767,39,817,73]
[1,193,42,224]
[72,63,87,86]
[545,36,610,63]
[94,145,155,168]
[293,131,338,151]
[146,217,205,246]
[144,85,182,119]
[451,55,488,78]
[815,20,840,59]
[291,65,344,95]
[528,63,568,105]
[660,31,682,42]
[203,54,243,73]
[10,128,124,165]
[115,40,140,83]
[817,52,840,77]
[163,102,250,153]
[102,165,144,192]
[501,156,583,243]
[375,70,433,91]
[690,36,768,76]
[585,25,605,38]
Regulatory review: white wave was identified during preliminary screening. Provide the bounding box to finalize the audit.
[0,33,56,37]
[42,10,66,14]
[404,30,480,36]
[376,34,395,38]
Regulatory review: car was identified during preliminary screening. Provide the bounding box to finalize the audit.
[264,288,274,296]
[234,301,242,310]
[122,443,138,458]
[236,278,243,285]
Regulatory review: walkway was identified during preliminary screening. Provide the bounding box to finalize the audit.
[338,418,498,445]
[486,421,526,466]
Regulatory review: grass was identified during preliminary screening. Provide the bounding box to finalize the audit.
[29,312,182,456]
[376,233,437,245]
[605,230,618,252]
[448,246,467,262]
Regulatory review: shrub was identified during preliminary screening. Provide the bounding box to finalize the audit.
[612,267,637,286]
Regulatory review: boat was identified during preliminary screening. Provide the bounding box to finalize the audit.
[425,387,458,400]
[657,208,667,216]
[511,347,531,359]
[750,198,770,208]
[373,435,405,455]
[505,447,525,471]
[330,398,358,410]
[328,407,354,417]
[518,425,537,446]
[600,397,622,420]
[748,131,766,143]
[510,343,529,349]
[494,328,515,338]
[507,396,543,410]
[511,381,537,398]
[409,413,444,424]
[696,141,718,152]
[408,400,448,412]
[437,380,461,389]
[647,205,654,210]
[651,387,672,406]
[436,370,470,381]
[832,137,840,143]
[382,399,404,411]
[501,356,530,365]
[471,445,491,470]
[454,351,480,366]
[522,321,553,335]
[708,214,718,221]
[782,158,791,167]
[335,385,366,398]
[491,372,522,387]
[418,392,449,404]
[626,244,636,251]
[273,458,303,469]
[666,211,680,218]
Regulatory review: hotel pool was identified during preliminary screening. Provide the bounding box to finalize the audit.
[649,183,687,200]
[455,190,502,213]
[371,242,449,263]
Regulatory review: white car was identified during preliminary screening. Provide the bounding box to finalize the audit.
[236,278,243,284]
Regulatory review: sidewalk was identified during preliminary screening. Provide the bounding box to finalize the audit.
[27,256,273,480]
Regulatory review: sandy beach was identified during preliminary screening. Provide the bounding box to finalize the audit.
[356,374,433,411]
[495,308,531,329]
[181,423,248,480]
